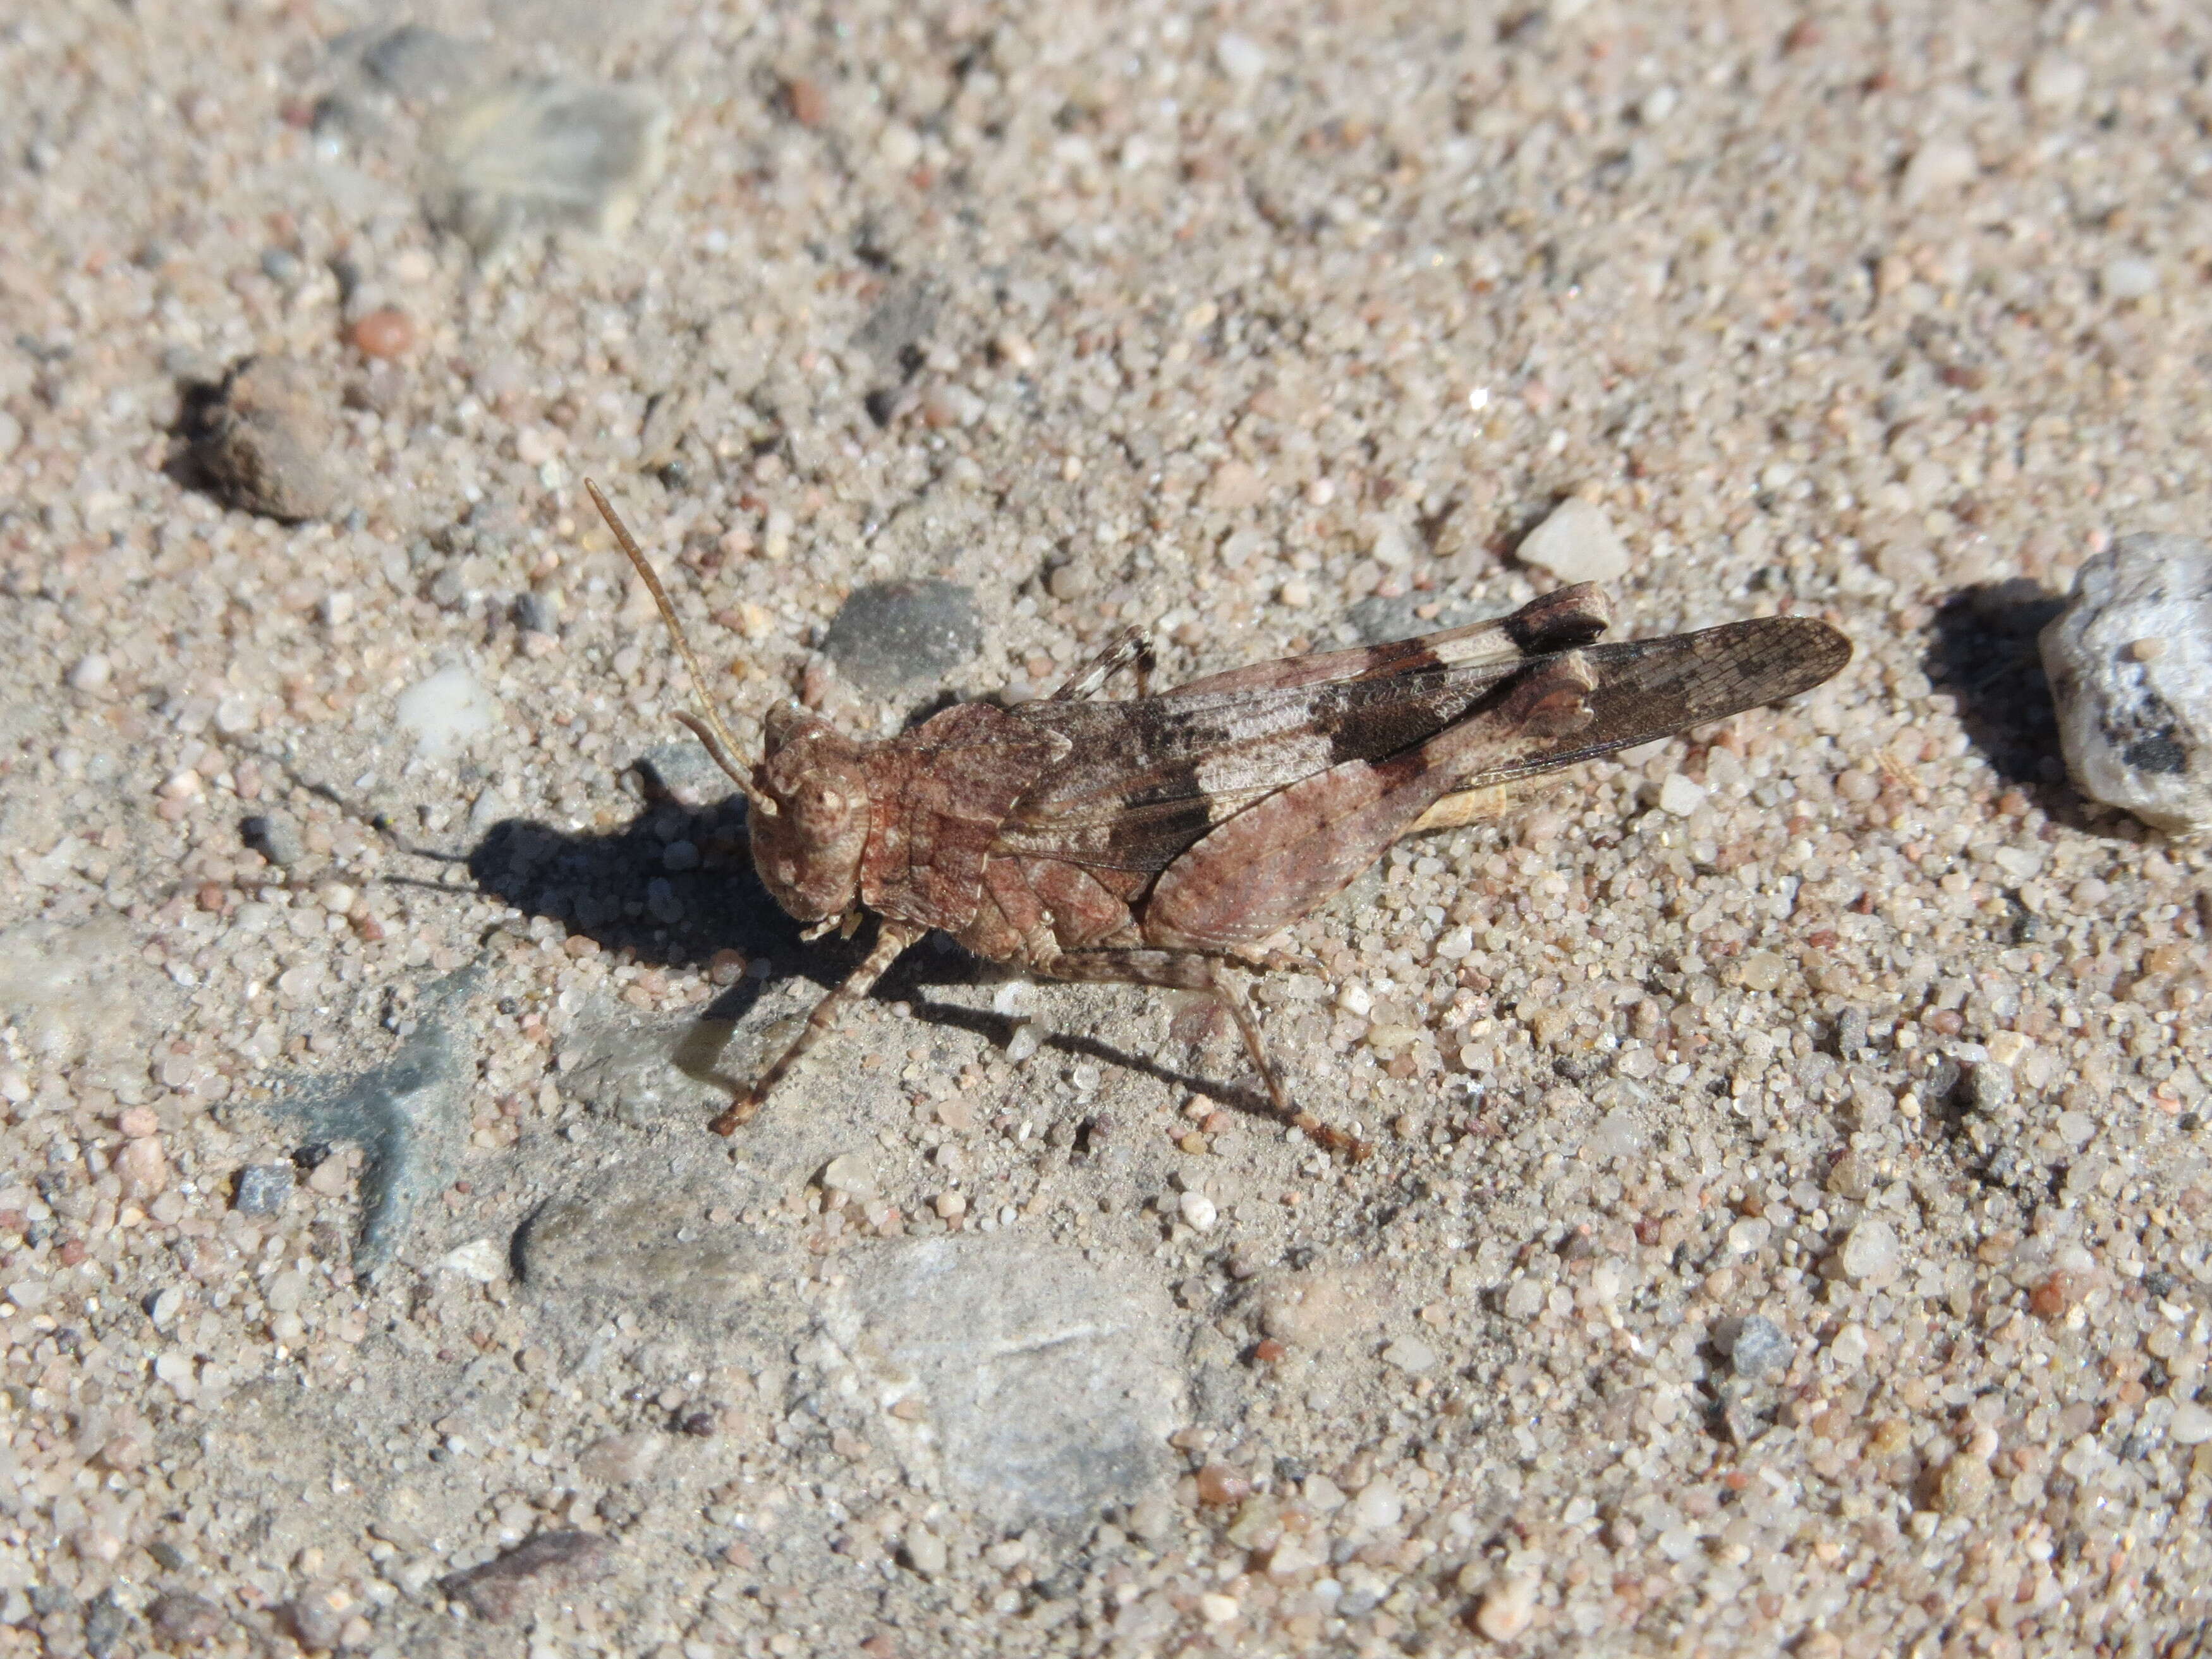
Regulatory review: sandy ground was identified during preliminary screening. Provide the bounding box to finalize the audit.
[3,0,2211,1655]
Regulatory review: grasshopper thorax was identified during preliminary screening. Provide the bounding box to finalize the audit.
[749,704,873,926]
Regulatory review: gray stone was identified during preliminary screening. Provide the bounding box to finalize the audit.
[1346,592,1485,647]
[359,24,477,100]
[638,738,732,808]
[824,1236,1182,1531]
[853,277,944,372]
[192,356,341,522]
[1728,1314,1794,1380]
[2040,533,2212,834]
[822,580,982,692]
[428,80,669,263]
[241,812,305,866]
[515,1188,784,1318]
[233,1163,295,1217]
[257,967,482,1274]
[146,1593,226,1647]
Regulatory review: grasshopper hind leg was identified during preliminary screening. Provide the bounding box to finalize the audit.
[1047,947,1371,1161]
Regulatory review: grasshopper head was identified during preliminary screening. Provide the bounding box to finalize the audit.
[748,705,872,926]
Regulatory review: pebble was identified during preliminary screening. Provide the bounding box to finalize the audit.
[2039,533,2212,832]
[2024,52,2087,111]
[437,1237,506,1283]
[351,307,416,359]
[359,23,476,100]
[147,1593,227,1646]
[832,1237,1180,1528]
[1178,1190,1218,1231]
[2170,1402,2212,1446]
[191,355,341,521]
[822,1153,880,1198]
[1349,1478,1402,1531]
[241,812,305,866]
[1729,1315,1794,1380]
[429,80,669,260]
[576,1431,665,1485]
[439,1531,614,1622]
[1215,32,1268,84]
[1516,497,1630,584]
[234,1163,293,1215]
[822,579,983,692]
[1474,1572,1540,1642]
[68,652,112,693]
[1899,138,1977,205]
[1837,1218,1900,1287]
[118,1134,168,1200]
[2100,258,2158,302]
[905,1521,948,1578]
[1382,1335,1439,1373]
[395,665,501,760]
[1658,774,1706,816]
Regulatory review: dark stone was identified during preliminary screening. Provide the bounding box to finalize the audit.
[852,278,943,372]
[1729,1315,1794,1380]
[514,590,559,635]
[822,579,982,693]
[190,356,341,521]
[1346,592,1484,647]
[147,1591,226,1648]
[240,812,305,866]
[82,1593,130,1658]
[440,1530,616,1622]
[233,1163,295,1217]
[260,967,482,1274]
[360,24,476,100]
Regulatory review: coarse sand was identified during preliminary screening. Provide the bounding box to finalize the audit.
[1,1,2209,1655]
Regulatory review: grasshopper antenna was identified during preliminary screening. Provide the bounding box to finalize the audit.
[584,478,778,820]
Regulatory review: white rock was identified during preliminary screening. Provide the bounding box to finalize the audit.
[1382,1335,1438,1374]
[2024,52,2087,111]
[1177,1190,1218,1232]
[906,1520,948,1577]
[2039,534,2212,834]
[1837,1217,1900,1287]
[1900,139,1976,205]
[1517,498,1630,585]
[395,665,499,758]
[2170,1401,2212,1445]
[437,1237,506,1283]
[2101,258,2158,302]
[1474,1572,1540,1642]
[1349,1478,1402,1531]
[1215,32,1267,84]
[68,652,112,693]
[822,1153,879,1198]
[1658,774,1707,816]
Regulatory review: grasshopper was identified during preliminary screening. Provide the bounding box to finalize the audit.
[586,481,1850,1156]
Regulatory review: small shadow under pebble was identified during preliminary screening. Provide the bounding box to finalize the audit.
[1923,580,2067,789]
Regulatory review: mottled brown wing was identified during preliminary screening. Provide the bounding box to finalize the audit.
[999,616,1848,873]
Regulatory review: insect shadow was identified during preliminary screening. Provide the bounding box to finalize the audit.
[1923,580,2067,790]
[463,773,1272,1115]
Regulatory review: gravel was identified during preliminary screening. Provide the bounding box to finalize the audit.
[1,1,2208,1653]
